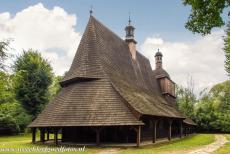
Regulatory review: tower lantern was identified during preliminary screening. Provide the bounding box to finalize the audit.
[155,49,163,69]
[125,14,137,60]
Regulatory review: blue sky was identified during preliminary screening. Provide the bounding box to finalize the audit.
[0,0,228,93]
[0,0,201,43]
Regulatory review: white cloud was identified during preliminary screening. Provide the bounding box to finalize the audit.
[140,30,229,95]
[0,3,227,94]
[0,3,81,75]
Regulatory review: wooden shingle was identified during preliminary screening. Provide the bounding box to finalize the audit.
[29,16,190,128]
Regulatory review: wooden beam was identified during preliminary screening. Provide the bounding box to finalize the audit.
[92,127,103,146]
[136,125,141,147]
[180,121,183,138]
[168,120,172,141]
[152,120,157,143]
[114,127,118,142]
[192,126,195,134]
[47,130,50,141]
[32,128,36,143]
[54,129,58,145]
[96,129,100,146]
[61,128,64,142]
[184,126,187,136]
[40,128,45,143]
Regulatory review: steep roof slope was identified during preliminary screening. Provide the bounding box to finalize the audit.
[30,78,143,127]
[30,16,185,127]
[30,16,143,127]
[62,16,107,82]
[86,16,184,118]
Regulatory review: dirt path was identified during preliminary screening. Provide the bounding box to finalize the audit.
[95,135,227,154]
[188,134,228,154]
[96,148,119,154]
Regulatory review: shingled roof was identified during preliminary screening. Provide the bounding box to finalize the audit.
[29,16,187,128]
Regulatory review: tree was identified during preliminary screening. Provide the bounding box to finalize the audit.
[224,22,230,76]
[0,72,31,134]
[14,49,53,118]
[183,0,230,78]
[48,75,62,101]
[176,77,196,118]
[183,0,229,35]
[194,94,218,131]
[209,80,230,131]
[0,40,11,71]
[0,72,15,105]
[194,80,230,132]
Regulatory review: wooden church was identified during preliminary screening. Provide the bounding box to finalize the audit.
[29,14,196,146]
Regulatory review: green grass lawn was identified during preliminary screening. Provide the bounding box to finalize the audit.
[0,133,215,154]
[0,134,98,154]
[212,134,230,154]
[119,134,215,154]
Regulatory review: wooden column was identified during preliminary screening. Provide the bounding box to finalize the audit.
[40,128,45,143]
[168,120,172,141]
[114,127,118,142]
[180,120,183,138]
[184,126,187,136]
[136,125,141,147]
[47,130,50,141]
[95,128,101,146]
[54,129,58,145]
[61,129,64,142]
[32,128,36,143]
[92,127,102,146]
[192,126,195,134]
[152,120,157,143]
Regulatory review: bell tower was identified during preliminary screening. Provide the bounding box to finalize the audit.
[125,14,137,60]
[155,49,163,69]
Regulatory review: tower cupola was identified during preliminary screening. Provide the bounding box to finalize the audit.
[155,49,163,69]
[125,15,137,60]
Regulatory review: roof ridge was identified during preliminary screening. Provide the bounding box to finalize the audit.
[89,16,109,78]
[91,16,128,46]
[30,15,187,128]
[91,16,150,64]
[136,50,149,62]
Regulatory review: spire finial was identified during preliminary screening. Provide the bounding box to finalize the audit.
[128,12,131,25]
[125,12,136,43]
[155,48,163,57]
[90,5,93,16]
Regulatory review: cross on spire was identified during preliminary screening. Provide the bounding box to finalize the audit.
[125,12,136,42]
[128,12,131,25]
[90,5,93,16]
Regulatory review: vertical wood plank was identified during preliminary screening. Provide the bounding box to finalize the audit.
[96,128,100,146]
[40,128,45,143]
[180,120,183,138]
[47,130,50,141]
[168,120,172,141]
[54,130,58,145]
[32,128,36,143]
[136,125,141,147]
[152,120,157,143]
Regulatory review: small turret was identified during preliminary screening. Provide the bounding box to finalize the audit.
[155,49,163,69]
[125,14,137,60]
